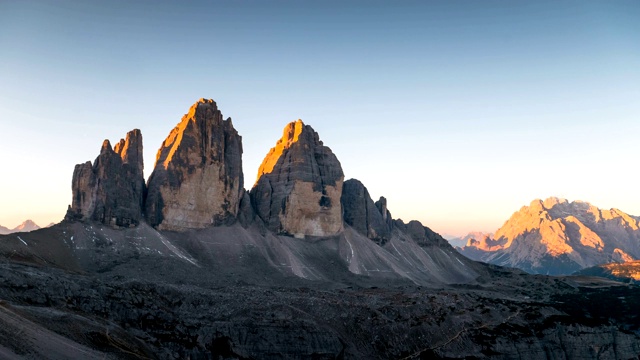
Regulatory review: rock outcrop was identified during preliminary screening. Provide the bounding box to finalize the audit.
[394,219,450,247]
[145,99,243,231]
[341,179,391,244]
[251,120,344,238]
[458,197,640,275]
[576,260,640,283]
[66,129,145,227]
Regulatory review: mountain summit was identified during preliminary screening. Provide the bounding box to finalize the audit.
[66,129,145,228]
[12,219,41,232]
[251,120,344,238]
[0,220,41,234]
[458,197,640,274]
[145,99,244,231]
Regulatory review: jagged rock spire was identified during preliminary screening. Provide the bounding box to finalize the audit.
[67,129,145,228]
[251,120,344,238]
[341,179,392,245]
[145,98,244,231]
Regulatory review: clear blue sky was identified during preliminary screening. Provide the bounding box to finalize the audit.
[1,1,638,236]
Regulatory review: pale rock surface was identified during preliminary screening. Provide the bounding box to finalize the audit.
[66,129,145,228]
[251,120,344,238]
[145,99,244,231]
[463,232,501,251]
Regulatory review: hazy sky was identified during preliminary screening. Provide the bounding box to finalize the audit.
[1,1,638,236]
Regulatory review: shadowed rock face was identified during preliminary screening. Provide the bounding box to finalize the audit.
[394,219,450,247]
[251,120,344,238]
[341,179,391,245]
[145,99,244,231]
[66,129,145,228]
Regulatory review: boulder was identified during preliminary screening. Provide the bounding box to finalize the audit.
[145,99,244,231]
[251,120,343,238]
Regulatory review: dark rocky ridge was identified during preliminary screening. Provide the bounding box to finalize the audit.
[66,129,145,228]
[395,218,451,247]
[145,99,244,231]
[341,179,392,245]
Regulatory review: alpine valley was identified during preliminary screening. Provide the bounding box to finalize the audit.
[1,99,640,359]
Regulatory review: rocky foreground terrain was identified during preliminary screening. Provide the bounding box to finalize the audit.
[2,222,640,359]
[1,99,640,359]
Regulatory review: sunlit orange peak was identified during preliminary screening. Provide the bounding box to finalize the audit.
[255,119,305,183]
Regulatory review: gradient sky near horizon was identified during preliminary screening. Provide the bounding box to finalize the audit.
[1,1,639,236]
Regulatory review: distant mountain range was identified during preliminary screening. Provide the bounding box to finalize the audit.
[0,220,50,235]
[446,231,493,248]
[457,197,640,275]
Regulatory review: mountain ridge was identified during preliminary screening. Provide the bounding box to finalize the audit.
[458,197,640,274]
[0,219,42,235]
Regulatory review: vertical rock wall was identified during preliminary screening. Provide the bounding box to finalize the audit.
[67,129,145,227]
[251,120,344,238]
[145,99,244,231]
[341,179,392,244]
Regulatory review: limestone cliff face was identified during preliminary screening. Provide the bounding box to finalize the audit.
[145,99,243,231]
[341,179,391,244]
[66,129,145,227]
[251,120,344,238]
[458,197,640,275]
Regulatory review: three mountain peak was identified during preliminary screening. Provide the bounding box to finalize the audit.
[65,98,384,240]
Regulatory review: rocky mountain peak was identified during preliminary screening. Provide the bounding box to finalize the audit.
[145,99,243,231]
[66,129,146,228]
[459,197,640,275]
[113,129,143,174]
[0,220,42,234]
[13,219,40,232]
[100,139,113,154]
[251,120,344,238]
[341,179,392,244]
[254,119,321,185]
[542,197,568,209]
